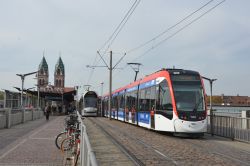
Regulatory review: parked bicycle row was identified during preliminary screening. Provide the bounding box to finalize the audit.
[55,113,81,166]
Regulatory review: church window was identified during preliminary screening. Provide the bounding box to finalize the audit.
[57,69,61,75]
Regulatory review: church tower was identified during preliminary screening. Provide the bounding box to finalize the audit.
[54,57,65,88]
[38,56,49,87]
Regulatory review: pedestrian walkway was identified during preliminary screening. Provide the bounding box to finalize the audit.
[0,116,65,166]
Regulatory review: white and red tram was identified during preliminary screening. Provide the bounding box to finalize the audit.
[102,68,207,136]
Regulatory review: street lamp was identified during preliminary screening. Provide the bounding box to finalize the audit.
[16,71,37,108]
[74,86,80,111]
[127,63,142,81]
[202,76,217,136]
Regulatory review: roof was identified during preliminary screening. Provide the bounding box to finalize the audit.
[55,57,65,75]
[38,56,48,72]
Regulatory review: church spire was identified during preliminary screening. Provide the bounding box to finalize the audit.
[54,56,65,87]
[38,56,49,87]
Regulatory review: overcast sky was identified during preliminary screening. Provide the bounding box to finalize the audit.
[0,0,249,97]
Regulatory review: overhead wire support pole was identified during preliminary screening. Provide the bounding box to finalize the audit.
[100,82,104,117]
[87,51,115,120]
[109,51,112,120]
[97,51,109,68]
[113,53,126,69]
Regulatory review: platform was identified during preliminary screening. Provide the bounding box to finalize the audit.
[0,116,65,166]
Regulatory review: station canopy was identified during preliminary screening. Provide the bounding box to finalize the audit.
[22,86,76,102]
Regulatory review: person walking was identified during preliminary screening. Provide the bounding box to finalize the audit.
[44,103,51,121]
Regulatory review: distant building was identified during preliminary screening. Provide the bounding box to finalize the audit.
[38,56,49,88]
[54,57,65,88]
[36,56,75,104]
[207,94,250,106]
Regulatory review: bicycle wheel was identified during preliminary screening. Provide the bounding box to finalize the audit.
[73,141,80,166]
[60,137,72,154]
[55,132,66,149]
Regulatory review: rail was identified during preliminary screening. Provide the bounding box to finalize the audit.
[77,111,98,166]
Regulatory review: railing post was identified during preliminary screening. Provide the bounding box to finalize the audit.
[6,108,11,128]
[208,109,214,136]
[231,117,235,141]
[31,108,34,120]
[22,109,25,123]
[241,111,247,129]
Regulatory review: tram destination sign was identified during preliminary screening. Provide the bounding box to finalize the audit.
[171,75,200,81]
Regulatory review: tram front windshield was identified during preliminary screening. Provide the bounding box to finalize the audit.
[172,75,205,112]
[84,96,97,107]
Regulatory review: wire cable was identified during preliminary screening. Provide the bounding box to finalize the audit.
[113,0,226,78]
[111,0,216,78]
[134,0,226,61]
[126,0,214,54]
[87,0,141,86]
[98,0,140,53]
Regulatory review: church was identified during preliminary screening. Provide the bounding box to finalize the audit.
[37,56,76,107]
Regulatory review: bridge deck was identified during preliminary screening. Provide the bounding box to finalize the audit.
[0,116,64,166]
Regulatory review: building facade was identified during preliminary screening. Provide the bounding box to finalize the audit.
[37,56,65,93]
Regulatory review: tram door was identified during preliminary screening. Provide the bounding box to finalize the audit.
[150,110,155,129]
[149,86,156,129]
[141,86,156,129]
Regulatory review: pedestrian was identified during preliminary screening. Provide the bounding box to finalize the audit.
[44,104,51,121]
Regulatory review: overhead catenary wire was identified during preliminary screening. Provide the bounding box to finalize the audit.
[126,0,214,54]
[103,0,141,54]
[86,0,141,86]
[113,0,226,78]
[111,0,217,78]
[98,0,141,53]
[133,0,226,61]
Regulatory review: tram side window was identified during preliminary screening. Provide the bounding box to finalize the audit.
[139,86,156,112]
[126,91,137,110]
[112,96,118,109]
[150,86,156,110]
[139,88,148,112]
[156,80,173,119]
[118,94,125,109]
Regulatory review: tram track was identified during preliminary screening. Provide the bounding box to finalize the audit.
[88,118,145,166]
[181,138,250,166]
[90,118,178,166]
[87,117,250,166]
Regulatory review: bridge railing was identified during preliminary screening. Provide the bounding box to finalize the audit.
[0,108,43,129]
[207,110,250,143]
[77,111,98,166]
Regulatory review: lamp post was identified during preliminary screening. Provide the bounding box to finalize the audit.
[127,63,142,81]
[74,86,80,111]
[202,76,217,136]
[16,71,37,108]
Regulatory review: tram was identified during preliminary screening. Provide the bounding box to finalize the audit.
[81,91,98,116]
[102,68,207,136]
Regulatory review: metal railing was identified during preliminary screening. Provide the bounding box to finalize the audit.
[77,111,98,166]
[208,115,250,143]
